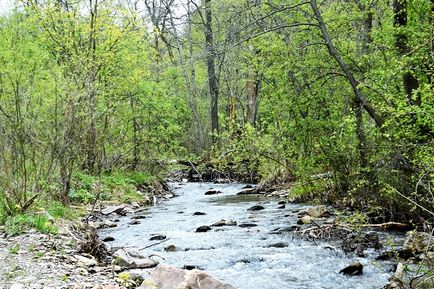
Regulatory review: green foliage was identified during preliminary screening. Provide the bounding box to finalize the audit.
[4,214,57,236]
[8,244,20,254]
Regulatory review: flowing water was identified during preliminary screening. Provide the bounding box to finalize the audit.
[100,182,393,289]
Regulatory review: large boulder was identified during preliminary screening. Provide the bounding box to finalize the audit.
[306,205,330,218]
[113,249,158,269]
[138,264,236,289]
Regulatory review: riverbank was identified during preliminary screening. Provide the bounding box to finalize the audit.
[1,180,433,289]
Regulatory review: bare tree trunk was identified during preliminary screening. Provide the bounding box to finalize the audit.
[204,0,220,139]
[84,0,98,173]
[167,0,204,151]
[310,0,384,128]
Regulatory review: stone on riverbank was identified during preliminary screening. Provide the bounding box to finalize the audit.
[138,264,236,289]
[113,249,158,269]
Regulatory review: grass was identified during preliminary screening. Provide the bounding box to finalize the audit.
[0,170,159,235]
[69,171,156,204]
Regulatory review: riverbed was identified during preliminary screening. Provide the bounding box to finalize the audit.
[100,182,393,289]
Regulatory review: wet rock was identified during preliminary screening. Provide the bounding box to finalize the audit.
[306,205,329,218]
[193,211,206,216]
[239,223,258,228]
[205,189,222,195]
[267,242,288,248]
[96,220,118,229]
[149,235,166,241]
[247,205,265,211]
[277,205,285,209]
[242,184,253,189]
[339,262,363,275]
[196,226,212,233]
[131,215,147,220]
[102,236,115,242]
[237,188,257,195]
[138,264,236,289]
[277,201,286,205]
[182,265,203,270]
[101,205,125,216]
[164,245,177,252]
[271,226,300,234]
[113,249,158,269]
[128,220,141,225]
[297,215,313,225]
[211,219,237,227]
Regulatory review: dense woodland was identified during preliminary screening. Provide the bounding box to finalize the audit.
[0,0,433,224]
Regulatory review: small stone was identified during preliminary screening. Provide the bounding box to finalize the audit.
[267,242,288,248]
[196,226,212,232]
[205,189,222,195]
[211,219,237,227]
[164,245,177,252]
[339,262,363,275]
[102,236,115,242]
[149,235,166,241]
[306,205,330,218]
[101,205,125,216]
[237,188,256,195]
[73,255,97,267]
[247,205,265,211]
[128,220,141,225]
[239,223,258,228]
[193,212,206,216]
[297,215,312,225]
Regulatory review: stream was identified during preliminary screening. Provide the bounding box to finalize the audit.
[100,182,393,289]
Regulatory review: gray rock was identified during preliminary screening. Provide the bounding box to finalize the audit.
[113,249,158,269]
[193,212,206,216]
[196,226,212,233]
[297,215,312,225]
[306,205,330,218]
[239,223,258,228]
[339,262,363,275]
[247,205,265,211]
[164,245,177,252]
[73,255,97,267]
[237,188,256,195]
[149,235,166,241]
[101,205,125,216]
[138,264,236,289]
[211,219,237,227]
[205,189,222,195]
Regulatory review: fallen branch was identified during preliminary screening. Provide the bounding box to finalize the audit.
[139,239,169,251]
[361,222,412,232]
